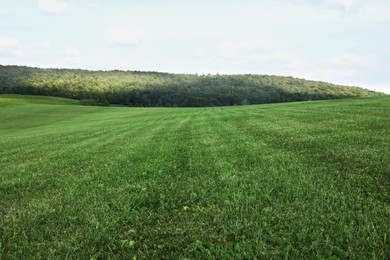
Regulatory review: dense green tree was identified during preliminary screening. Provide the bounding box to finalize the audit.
[0,65,384,107]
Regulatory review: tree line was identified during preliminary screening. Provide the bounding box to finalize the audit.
[0,65,383,107]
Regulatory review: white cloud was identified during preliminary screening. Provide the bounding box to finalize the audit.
[104,25,151,45]
[296,0,358,12]
[38,0,71,14]
[295,67,358,81]
[282,52,379,84]
[328,0,357,10]
[37,40,52,48]
[66,48,80,57]
[218,39,291,59]
[56,50,140,71]
[194,50,207,57]
[89,3,102,11]
[213,43,380,86]
[0,37,19,48]
[218,42,238,58]
[0,37,22,58]
[61,48,84,67]
[327,53,378,67]
[239,39,280,50]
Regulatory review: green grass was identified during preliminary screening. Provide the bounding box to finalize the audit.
[0,95,389,258]
[0,94,80,105]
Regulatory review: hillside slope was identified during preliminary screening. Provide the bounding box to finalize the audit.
[1,95,389,258]
[0,94,80,105]
[0,65,383,106]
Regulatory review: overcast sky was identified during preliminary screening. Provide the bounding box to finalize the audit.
[0,0,389,93]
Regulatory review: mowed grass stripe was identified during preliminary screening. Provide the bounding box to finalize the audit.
[209,109,345,243]
[1,107,196,257]
[224,99,389,199]
[0,107,186,199]
[0,108,161,177]
[0,95,389,258]
[210,105,389,257]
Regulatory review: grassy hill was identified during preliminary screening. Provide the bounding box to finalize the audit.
[0,94,80,105]
[0,65,383,107]
[0,95,389,258]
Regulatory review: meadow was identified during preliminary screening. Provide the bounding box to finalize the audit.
[0,94,389,258]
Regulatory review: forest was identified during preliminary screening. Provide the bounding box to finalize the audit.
[0,65,382,107]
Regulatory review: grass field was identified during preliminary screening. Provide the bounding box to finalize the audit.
[0,94,389,258]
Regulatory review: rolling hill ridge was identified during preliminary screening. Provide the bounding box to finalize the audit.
[0,65,383,107]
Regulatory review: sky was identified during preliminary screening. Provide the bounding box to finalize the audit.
[0,0,389,93]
